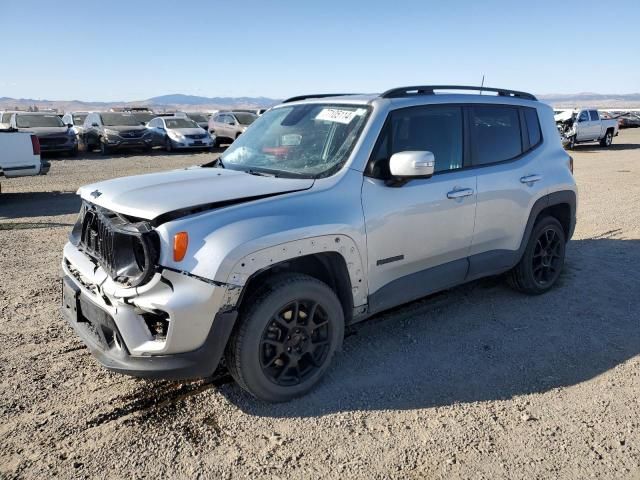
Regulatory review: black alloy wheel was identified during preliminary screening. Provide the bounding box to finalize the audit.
[259,299,332,387]
[531,227,563,287]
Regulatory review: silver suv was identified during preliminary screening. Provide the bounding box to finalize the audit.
[61,85,577,402]
[208,111,258,146]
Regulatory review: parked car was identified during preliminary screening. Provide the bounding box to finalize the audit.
[83,112,153,155]
[555,108,619,149]
[0,111,14,129]
[208,111,257,146]
[61,85,576,402]
[617,114,640,129]
[147,116,215,151]
[130,111,157,125]
[0,128,48,185]
[8,112,78,156]
[61,111,90,142]
[185,112,210,130]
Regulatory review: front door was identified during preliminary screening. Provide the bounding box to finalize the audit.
[361,105,476,313]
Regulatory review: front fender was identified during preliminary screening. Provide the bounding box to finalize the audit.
[222,233,367,307]
[155,169,369,308]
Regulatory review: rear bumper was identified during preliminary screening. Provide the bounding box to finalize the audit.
[39,137,77,153]
[39,160,50,175]
[61,275,237,379]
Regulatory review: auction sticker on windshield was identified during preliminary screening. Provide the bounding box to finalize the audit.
[315,108,362,124]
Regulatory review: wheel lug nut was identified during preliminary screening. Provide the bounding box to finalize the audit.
[287,347,292,352]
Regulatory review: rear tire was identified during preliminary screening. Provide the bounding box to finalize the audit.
[599,130,613,147]
[226,274,344,402]
[507,216,566,295]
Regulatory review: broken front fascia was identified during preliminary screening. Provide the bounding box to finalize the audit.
[62,241,241,356]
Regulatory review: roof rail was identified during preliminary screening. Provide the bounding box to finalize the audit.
[282,93,358,104]
[380,85,537,101]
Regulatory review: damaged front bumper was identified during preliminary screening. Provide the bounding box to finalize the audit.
[61,241,239,379]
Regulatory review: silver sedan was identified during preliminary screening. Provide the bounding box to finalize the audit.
[147,116,216,152]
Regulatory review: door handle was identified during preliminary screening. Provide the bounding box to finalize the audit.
[520,174,542,184]
[446,188,474,199]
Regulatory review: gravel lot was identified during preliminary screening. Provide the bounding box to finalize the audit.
[1,132,639,479]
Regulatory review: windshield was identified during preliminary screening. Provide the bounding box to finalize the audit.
[16,114,64,128]
[220,104,370,178]
[187,113,208,123]
[166,118,199,129]
[233,112,258,125]
[132,112,155,124]
[72,114,88,125]
[100,113,141,126]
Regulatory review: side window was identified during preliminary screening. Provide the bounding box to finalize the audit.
[578,111,589,122]
[367,106,463,177]
[589,110,599,121]
[2,113,12,123]
[470,105,522,166]
[522,107,542,148]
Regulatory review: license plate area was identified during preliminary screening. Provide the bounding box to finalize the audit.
[62,277,80,320]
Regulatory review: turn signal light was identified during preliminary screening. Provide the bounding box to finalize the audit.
[173,232,189,262]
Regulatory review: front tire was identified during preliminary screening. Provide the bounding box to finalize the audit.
[507,216,566,295]
[226,274,344,402]
[164,137,173,152]
[567,135,576,150]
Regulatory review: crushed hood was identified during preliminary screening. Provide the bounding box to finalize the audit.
[77,167,314,222]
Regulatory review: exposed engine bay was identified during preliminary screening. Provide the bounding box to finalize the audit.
[555,109,577,145]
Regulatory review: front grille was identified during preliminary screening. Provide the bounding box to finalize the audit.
[119,130,144,138]
[72,202,159,287]
[186,134,206,140]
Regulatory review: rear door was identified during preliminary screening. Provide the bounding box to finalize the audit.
[467,104,548,278]
[588,110,602,139]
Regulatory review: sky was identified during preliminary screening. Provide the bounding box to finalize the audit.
[2,0,639,101]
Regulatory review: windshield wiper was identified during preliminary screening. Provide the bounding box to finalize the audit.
[245,169,276,177]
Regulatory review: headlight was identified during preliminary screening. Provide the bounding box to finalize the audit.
[104,128,120,137]
[168,130,184,141]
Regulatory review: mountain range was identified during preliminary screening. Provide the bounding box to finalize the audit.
[1,92,639,112]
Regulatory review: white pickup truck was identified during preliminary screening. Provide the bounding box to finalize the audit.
[555,108,618,149]
[0,129,49,188]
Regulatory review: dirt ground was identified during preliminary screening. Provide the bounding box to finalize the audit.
[1,132,639,480]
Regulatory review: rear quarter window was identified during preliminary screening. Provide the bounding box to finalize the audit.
[523,107,542,148]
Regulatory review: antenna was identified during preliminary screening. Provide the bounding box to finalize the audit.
[479,75,485,95]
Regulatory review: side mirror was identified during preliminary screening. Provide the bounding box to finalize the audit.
[66,123,73,128]
[92,122,99,127]
[389,151,435,182]
[158,126,165,130]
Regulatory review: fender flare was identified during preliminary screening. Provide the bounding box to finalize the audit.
[220,234,367,310]
[517,190,577,256]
